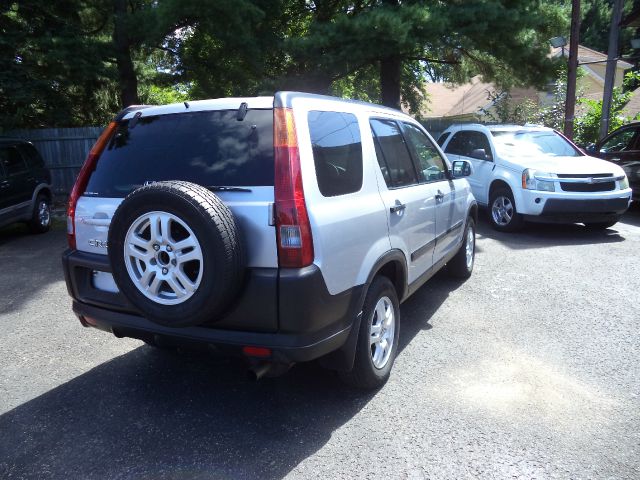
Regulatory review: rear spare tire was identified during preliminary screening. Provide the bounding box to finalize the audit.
[108,181,244,327]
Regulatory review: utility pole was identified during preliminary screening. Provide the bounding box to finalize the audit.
[564,0,580,139]
[600,0,624,139]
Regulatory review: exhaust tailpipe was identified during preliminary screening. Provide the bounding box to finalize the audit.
[248,363,273,381]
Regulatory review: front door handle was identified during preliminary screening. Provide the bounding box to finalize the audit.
[435,190,444,203]
[390,201,406,214]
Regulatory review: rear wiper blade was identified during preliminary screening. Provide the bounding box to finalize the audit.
[207,186,252,192]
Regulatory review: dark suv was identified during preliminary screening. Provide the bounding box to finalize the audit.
[586,122,640,200]
[0,139,52,233]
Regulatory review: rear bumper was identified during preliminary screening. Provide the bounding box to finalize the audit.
[73,301,357,363]
[62,249,365,364]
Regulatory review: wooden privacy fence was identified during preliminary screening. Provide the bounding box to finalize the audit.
[4,127,102,199]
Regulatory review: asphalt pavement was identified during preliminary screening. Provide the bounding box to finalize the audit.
[0,207,639,479]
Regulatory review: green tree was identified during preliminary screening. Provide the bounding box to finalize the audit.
[574,71,640,144]
[281,0,568,111]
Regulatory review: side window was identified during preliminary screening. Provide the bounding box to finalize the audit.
[402,123,447,182]
[308,111,363,197]
[370,119,418,188]
[445,131,493,160]
[18,144,45,168]
[600,129,637,153]
[0,146,28,176]
[437,132,450,147]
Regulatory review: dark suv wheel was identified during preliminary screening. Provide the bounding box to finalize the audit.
[29,194,51,233]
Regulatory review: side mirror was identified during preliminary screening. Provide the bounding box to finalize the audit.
[452,160,473,178]
[585,143,596,154]
[470,148,489,160]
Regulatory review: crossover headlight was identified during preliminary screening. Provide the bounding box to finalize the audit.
[620,175,629,189]
[522,169,556,192]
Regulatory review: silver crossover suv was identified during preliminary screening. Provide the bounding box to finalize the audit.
[63,92,477,388]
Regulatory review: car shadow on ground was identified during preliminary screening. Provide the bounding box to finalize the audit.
[0,225,67,316]
[474,205,636,250]
[0,268,460,479]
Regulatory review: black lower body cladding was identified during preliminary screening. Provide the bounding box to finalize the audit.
[63,251,365,364]
[107,181,245,327]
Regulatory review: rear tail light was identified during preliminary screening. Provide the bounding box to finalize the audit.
[242,346,272,358]
[67,121,117,249]
[273,108,314,268]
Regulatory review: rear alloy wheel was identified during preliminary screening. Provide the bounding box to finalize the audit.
[339,276,400,389]
[489,187,523,232]
[109,181,245,327]
[29,194,51,234]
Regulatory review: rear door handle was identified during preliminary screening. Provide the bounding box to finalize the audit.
[390,201,406,214]
[435,190,444,203]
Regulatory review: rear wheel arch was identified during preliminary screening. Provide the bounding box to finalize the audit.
[365,250,408,303]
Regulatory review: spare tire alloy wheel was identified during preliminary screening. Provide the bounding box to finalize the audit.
[109,181,245,327]
[124,211,203,305]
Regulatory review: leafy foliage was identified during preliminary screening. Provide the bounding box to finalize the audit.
[0,1,580,128]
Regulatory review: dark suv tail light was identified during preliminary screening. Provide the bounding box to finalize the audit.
[66,122,117,249]
[273,108,314,268]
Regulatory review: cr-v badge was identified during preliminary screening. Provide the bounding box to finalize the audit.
[88,239,108,248]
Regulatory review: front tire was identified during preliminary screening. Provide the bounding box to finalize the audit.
[489,187,523,232]
[339,276,400,389]
[447,217,475,279]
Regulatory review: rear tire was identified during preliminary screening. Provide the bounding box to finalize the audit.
[489,187,523,232]
[447,217,475,279]
[29,194,51,234]
[339,276,400,389]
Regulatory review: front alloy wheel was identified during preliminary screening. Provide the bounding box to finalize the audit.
[489,187,523,232]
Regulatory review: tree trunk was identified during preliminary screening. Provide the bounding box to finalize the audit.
[113,0,138,108]
[380,55,402,110]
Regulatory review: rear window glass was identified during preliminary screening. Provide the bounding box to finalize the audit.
[85,109,274,197]
[308,111,363,197]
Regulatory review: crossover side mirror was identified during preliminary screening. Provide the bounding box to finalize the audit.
[470,148,489,160]
[452,160,473,178]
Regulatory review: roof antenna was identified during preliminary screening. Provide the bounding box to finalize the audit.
[184,101,190,109]
[237,102,248,121]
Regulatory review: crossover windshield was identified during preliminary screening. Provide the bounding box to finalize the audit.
[491,130,582,159]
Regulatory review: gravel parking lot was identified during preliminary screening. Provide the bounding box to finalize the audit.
[1,207,639,479]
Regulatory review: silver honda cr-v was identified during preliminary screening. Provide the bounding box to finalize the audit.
[63,92,478,388]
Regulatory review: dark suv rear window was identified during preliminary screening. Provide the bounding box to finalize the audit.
[85,109,274,197]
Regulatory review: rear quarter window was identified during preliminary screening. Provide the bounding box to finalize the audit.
[308,111,363,197]
[85,109,274,198]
